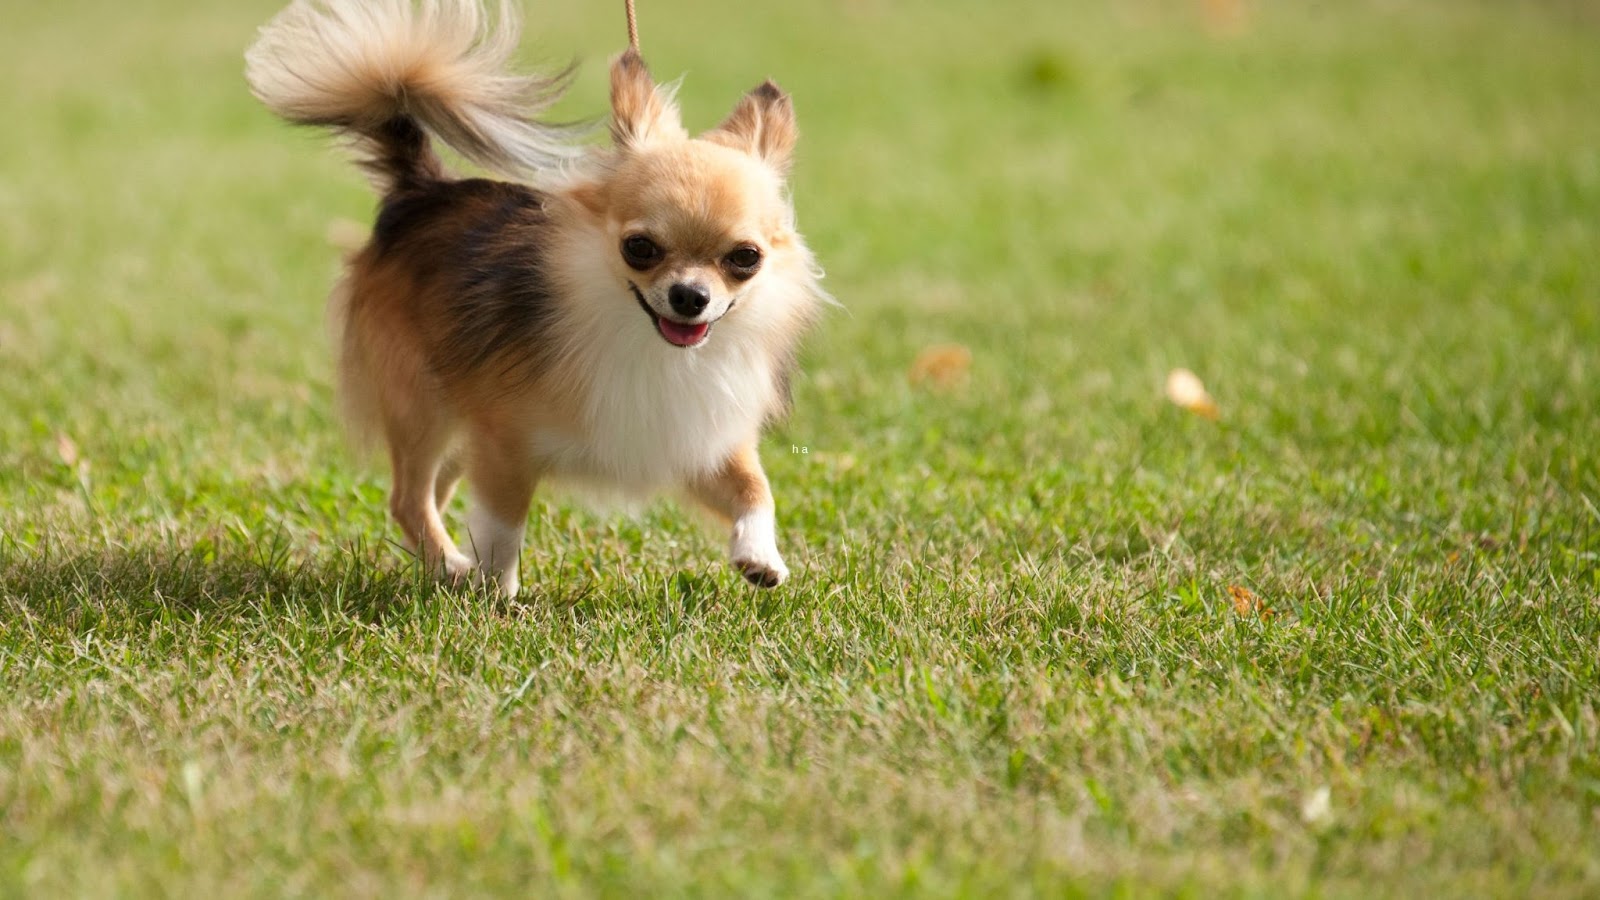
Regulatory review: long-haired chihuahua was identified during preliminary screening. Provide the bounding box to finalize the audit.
[246,0,828,595]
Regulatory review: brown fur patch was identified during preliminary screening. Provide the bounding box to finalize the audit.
[364,178,561,387]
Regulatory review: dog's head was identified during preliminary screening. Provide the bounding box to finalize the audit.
[570,51,815,350]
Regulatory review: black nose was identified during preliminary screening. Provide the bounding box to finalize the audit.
[668,283,710,317]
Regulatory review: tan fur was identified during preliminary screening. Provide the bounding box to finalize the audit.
[704,81,799,175]
[608,49,687,149]
[248,0,827,592]
[687,443,774,525]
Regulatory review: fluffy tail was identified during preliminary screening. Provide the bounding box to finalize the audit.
[245,0,577,190]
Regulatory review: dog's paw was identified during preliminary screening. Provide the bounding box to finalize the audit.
[441,555,520,597]
[442,551,475,582]
[488,570,520,598]
[464,507,525,598]
[734,556,788,588]
[730,512,789,588]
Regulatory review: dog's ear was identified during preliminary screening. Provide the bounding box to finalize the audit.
[610,50,685,149]
[705,80,797,175]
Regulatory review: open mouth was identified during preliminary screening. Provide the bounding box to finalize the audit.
[631,283,711,348]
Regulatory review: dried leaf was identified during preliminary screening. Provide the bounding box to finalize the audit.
[1166,368,1220,420]
[1201,0,1249,34]
[909,344,972,390]
[1228,584,1273,619]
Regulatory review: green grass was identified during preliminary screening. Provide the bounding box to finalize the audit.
[3,0,1599,895]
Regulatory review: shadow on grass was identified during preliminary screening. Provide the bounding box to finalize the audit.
[0,530,763,636]
[0,532,579,627]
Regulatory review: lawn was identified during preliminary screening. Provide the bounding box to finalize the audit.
[2,0,1598,895]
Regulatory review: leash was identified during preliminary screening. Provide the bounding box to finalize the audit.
[625,0,640,53]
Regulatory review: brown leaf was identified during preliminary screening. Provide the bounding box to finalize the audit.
[1200,0,1250,35]
[1228,584,1273,619]
[909,344,972,390]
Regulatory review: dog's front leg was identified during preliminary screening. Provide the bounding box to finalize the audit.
[462,426,539,598]
[687,442,790,588]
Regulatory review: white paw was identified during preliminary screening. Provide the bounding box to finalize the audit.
[466,505,525,597]
[440,551,475,583]
[729,511,789,588]
[438,552,518,597]
[489,571,520,598]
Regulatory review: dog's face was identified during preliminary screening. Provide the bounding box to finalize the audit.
[574,52,805,350]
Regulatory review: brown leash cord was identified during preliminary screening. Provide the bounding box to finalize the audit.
[625,0,640,53]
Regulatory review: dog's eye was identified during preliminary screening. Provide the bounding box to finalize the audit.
[621,235,662,269]
[724,245,763,278]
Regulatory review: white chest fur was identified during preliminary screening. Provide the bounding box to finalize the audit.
[532,318,778,495]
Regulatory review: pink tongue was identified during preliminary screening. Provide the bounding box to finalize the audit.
[657,318,710,346]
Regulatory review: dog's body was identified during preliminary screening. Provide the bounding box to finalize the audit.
[247,0,826,594]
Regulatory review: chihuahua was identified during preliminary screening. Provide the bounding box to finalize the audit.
[246,0,827,594]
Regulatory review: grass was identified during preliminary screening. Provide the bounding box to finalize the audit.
[2,0,1598,895]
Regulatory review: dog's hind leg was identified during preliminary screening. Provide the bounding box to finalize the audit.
[461,422,538,597]
[386,421,472,582]
[434,454,464,510]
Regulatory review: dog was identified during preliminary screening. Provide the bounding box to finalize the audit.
[245,0,827,595]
